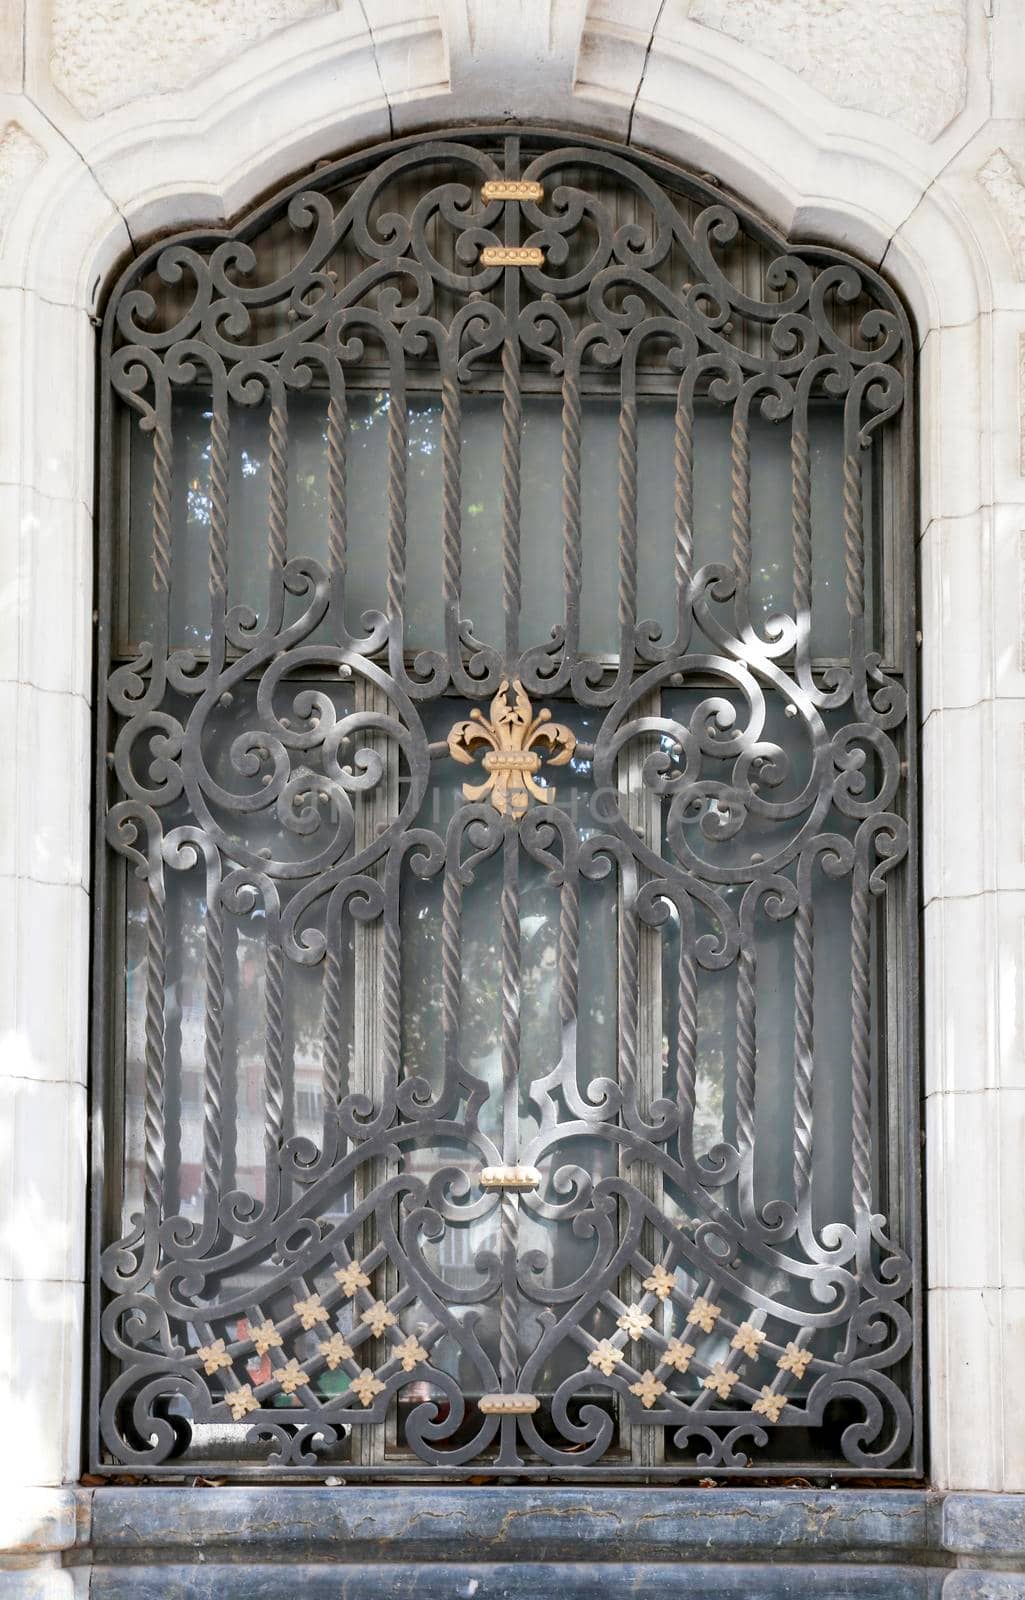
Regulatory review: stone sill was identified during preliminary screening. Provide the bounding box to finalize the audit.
[6,1488,1025,1596]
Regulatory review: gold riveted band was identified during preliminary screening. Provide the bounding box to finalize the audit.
[479,1393,541,1414]
[481,180,545,203]
[480,246,544,268]
[479,1164,541,1191]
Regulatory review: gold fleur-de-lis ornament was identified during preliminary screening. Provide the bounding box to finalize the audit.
[447,679,576,819]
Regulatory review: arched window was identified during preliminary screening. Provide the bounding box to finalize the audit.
[92,128,919,1479]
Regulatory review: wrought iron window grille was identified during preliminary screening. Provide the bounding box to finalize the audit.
[91,127,920,1480]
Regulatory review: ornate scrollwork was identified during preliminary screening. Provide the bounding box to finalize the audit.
[94,129,917,1479]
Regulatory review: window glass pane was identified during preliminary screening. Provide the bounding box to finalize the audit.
[129,394,857,661]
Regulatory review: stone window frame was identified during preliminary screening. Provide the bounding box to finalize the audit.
[0,0,1020,1522]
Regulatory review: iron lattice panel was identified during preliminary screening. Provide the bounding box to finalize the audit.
[92,129,920,1478]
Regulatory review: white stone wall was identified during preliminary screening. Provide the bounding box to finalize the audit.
[0,0,1022,1529]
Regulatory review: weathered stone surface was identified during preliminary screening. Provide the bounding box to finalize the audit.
[945,1494,1025,1558]
[942,1577,1025,1599]
[978,150,1025,281]
[88,1487,938,1563]
[0,1488,81,1556]
[685,0,967,140]
[86,1561,945,1600]
[0,123,44,239]
[49,0,334,118]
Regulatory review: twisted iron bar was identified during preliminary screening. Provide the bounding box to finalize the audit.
[327,383,347,610]
[264,941,287,1157]
[843,450,864,620]
[791,424,812,619]
[201,885,226,1201]
[617,396,638,640]
[735,935,757,1155]
[441,362,462,626]
[850,865,873,1215]
[386,382,408,627]
[792,890,815,1204]
[619,891,639,1106]
[558,872,579,1029]
[730,404,751,591]
[561,368,582,655]
[675,924,698,1147]
[441,864,463,1093]
[150,416,172,596]
[268,398,288,575]
[208,405,230,598]
[142,864,167,1215]
[500,337,522,668]
[322,944,345,1112]
[673,385,694,628]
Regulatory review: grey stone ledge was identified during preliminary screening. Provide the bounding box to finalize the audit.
[6,1488,1025,1594]
[86,1487,942,1565]
[84,1560,950,1600]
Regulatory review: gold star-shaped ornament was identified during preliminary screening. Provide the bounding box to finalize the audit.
[629,1371,667,1409]
[731,1322,766,1359]
[703,1361,740,1400]
[587,1340,622,1377]
[197,1338,233,1376]
[351,1368,386,1407]
[642,1264,675,1301]
[319,1333,354,1370]
[661,1338,696,1373]
[225,1385,260,1421]
[293,1295,329,1331]
[335,1261,371,1298]
[361,1300,397,1337]
[686,1296,721,1333]
[277,1358,310,1395]
[778,1342,812,1379]
[250,1321,283,1356]
[752,1387,787,1422]
[394,1336,428,1373]
[616,1305,652,1341]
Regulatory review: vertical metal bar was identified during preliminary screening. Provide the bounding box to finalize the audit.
[673,376,694,643]
[142,841,167,1219]
[843,426,865,628]
[850,851,873,1217]
[561,357,582,662]
[201,869,226,1223]
[730,395,751,592]
[268,386,289,580]
[386,371,408,632]
[441,853,463,1115]
[499,821,522,1393]
[617,386,638,658]
[209,382,230,617]
[791,410,812,621]
[500,338,522,671]
[500,134,522,673]
[734,928,756,1158]
[619,689,662,1468]
[352,677,399,1466]
[441,350,463,674]
[264,937,287,1186]
[793,856,815,1209]
[327,358,348,636]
